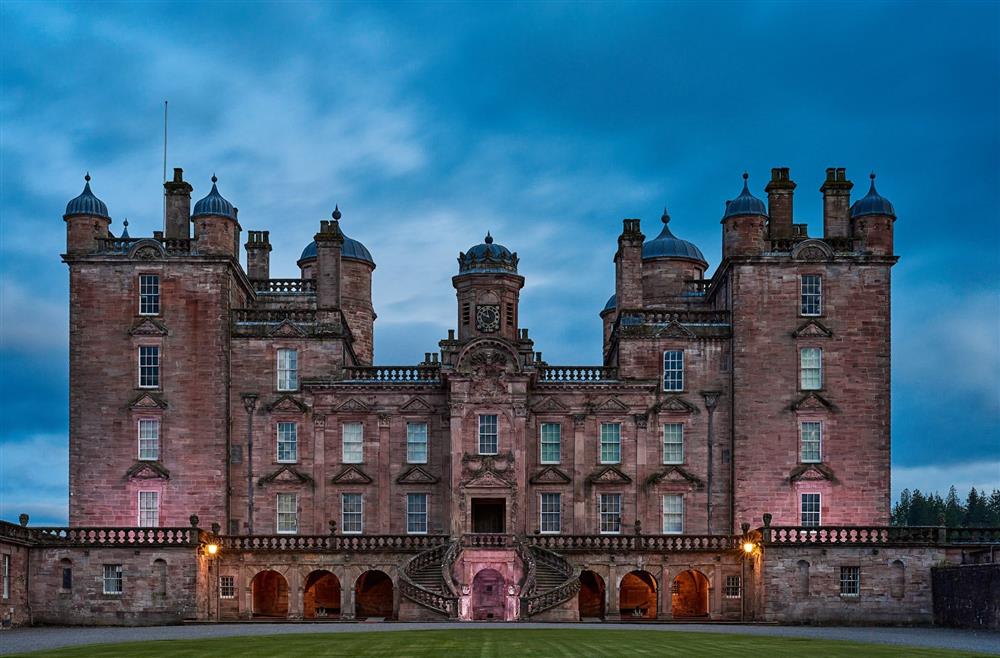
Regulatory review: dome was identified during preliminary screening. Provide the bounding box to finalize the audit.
[642,210,707,264]
[851,174,896,219]
[602,293,616,313]
[297,235,375,266]
[64,174,110,219]
[192,175,236,220]
[458,232,519,274]
[722,173,767,219]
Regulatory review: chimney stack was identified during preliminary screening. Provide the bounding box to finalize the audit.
[315,209,344,313]
[614,218,644,311]
[164,168,193,239]
[820,167,853,239]
[245,231,271,280]
[765,167,796,239]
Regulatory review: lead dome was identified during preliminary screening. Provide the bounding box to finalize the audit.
[642,210,707,265]
[64,174,110,219]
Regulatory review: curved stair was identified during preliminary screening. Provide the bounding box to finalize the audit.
[400,539,459,617]
[517,541,580,618]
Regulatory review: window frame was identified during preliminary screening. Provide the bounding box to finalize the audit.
[799,421,822,464]
[662,493,684,534]
[723,575,742,599]
[662,423,684,464]
[219,575,236,599]
[138,274,161,316]
[599,422,621,464]
[599,493,622,535]
[478,414,498,456]
[341,422,364,464]
[137,490,160,527]
[839,566,860,597]
[800,492,821,527]
[138,418,160,461]
[138,345,160,389]
[341,492,364,534]
[539,422,561,464]
[276,421,298,464]
[406,493,429,535]
[663,350,685,392]
[1,554,8,600]
[799,347,823,391]
[102,564,123,595]
[276,348,299,392]
[406,422,429,464]
[539,492,561,534]
[61,564,72,591]
[276,493,298,534]
[800,274,822,317]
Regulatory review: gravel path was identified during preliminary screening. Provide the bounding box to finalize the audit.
[1,622,998,656]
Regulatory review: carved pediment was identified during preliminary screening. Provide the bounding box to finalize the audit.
[587,466,632,485]
[265,394,309,414]
[463,469,515,489]
[653,396,700,415]
[792,392,836,413]
[529,466,572,485]
[337,398,371,412]
[645,465,704,490]
[793,320,833,338]
[596,397,629,413]
[400,397,433,412]
[258,465,314,487]
[396,465,440,485]
[331,466,373,484]
[125,461,170,480]
[128,392,167,410]
[788,463,837,483]
[791,239,834,261]
[267,319,306,337]
[531,397,568,413]
[128,318,168,336]
[654,321,696,339]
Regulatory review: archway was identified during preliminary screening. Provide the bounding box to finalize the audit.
[472,568,505,620]
[619,570,657,620]
[355,570,394,619]
[578,570,605,619]
[304,570,341,619]
[671,569,709,618]
[251,570,288,618]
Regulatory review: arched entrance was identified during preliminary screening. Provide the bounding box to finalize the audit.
[303,570,341,619]
[355,570,394,619]
[578,570,606,619]
[671,569,709,618]
[251,570,288,618]
[619,570,657,620]
[472,568,505,620]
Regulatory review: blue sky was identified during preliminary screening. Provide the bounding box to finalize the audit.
[1,2,997,525]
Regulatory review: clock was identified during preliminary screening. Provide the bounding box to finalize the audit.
[476,304,500,333]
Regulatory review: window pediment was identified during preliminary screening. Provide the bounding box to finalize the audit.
[265,394,309,414]
[792,392,837,413]
[330,465,373,485]
[788,463,837,484]
[595,397,629,413]
[400,396,433,412]
[462,469,515,489]
[336,398,371,412]
[128,317,168,337]
[529,466,572,485]
[125,461,170,481]
[645,465,704,490]
[128,392,167,410]
[267,320,306,337]
[654,321,696,339]
[586,466,632,485]
[258,465,314,488]
[652,396,700,415]
[396,465,440,485]
[531,397,568,413]
[793,320,833,339]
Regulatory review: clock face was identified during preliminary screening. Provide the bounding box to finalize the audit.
[476,304,500,332]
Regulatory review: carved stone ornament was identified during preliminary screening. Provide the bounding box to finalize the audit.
[131,245,163,260]
[330,466,374,485]
[586,466,632,485]
[572,413,588,428]
[396,466,440,485]
[125,461,170,481]
[788,462,837,484]
[258,465,315,488]
[377,412,392,428]
[791,239,834,261]
[792,320,833,339]
[645,465,705,490]
[529,466,572,485]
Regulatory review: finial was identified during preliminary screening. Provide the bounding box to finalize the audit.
[121,218,130,238]
[123,218,129,228]
[485,231,493,244]
[742,171,749,181]
[211,173,218,184]
[661,207,670,224]
[332,205,341,220]
[84,172,91,182]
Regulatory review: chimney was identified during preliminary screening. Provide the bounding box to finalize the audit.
[314,209,344,312]
[820,167,853,239]
[765,167,795,239]
[164,168,193,239]
[245,230,271,280]
[614,218,644,311]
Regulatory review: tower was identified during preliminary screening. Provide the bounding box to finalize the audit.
[453,233,523,343]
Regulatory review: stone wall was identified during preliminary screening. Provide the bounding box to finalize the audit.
[0,539,30,627]
[932,563,1000,629]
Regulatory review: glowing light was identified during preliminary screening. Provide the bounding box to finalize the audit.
[742,542,755,554]
[206,543,219,556]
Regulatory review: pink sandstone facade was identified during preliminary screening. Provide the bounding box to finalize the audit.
[1,165,997,628]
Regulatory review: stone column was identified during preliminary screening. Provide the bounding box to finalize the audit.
[342,568,356,620]
[572,414,587,532]
[288,568,304,620]
[314,416,326,534]
[701,391,720,535]
[606,563,621,621]
[658,564,672,620]
[378,414,392,533]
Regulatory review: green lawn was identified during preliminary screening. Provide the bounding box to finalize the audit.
[9,629,990,658]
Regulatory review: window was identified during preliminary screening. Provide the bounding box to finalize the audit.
[662,423,684,464]
[478,415,498,455]
[407,493,428,534]
[506,302,514,326]
[801,493,821,527]
[277,422,298,463]
[277,348,298,391]
[662,494,684,534]
[723,575,742,599]
[801,275,822,316]
[462,302,470,326]
[800,421,822,463]
[1,554,8,599]
[600,423,621,464]
[138,346,160,388]
[138,419,160,461]
[103,564,123,595]
[61,563,72,591]
[276,493,298,534]
[219,575,235,599]
[540,493,561,533]
[138,491,159,527]
[139,274,160,315]
[599,493,622,534]
[663,350,684,391]
[342,493,363,534]
[406,422,428,464]
[839,566,860,597]
[342,422,363,463]
[800,348,822,390]
[540,423,561,464]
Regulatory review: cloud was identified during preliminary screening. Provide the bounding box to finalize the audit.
[0,433,68,525]
[893,460,1000,500]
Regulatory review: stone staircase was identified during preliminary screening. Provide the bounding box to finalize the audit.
[399,540,460,617]
[517,541,580,617]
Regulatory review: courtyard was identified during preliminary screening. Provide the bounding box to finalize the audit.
[2,625,998,657]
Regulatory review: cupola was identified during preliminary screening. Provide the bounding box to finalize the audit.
[642,210,707,265]
[850,173,896,218]
[722,172,768,219]
[64,173,110,219]
[297,207,375,268]
[457,232,519,274]
[192,175,236,220]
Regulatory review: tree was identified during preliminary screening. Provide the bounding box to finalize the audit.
[988,489,1000,526]
[964,487,991,527]
[943,486,964,527]
[892,489,911,526]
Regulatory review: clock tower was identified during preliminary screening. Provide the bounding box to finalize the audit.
[453,232,524,343]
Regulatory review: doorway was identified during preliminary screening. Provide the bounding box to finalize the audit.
[472,568,506,620]
[471,498,506,533]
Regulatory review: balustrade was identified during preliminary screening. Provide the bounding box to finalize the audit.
[27,527,199,547]
[537,366,618,383]
[251,279,316,294]
[232,308,317,324]
[461,533,513,548]
[219,534,448,552]
[342,365,441,384]
[526,534,737,552]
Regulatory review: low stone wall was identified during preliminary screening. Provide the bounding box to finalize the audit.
[932,564,1000,629]
[0,538,31,627]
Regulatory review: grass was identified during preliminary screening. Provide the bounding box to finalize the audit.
[8,629,991,658]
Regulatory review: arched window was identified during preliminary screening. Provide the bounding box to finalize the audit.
[890,560,905,599]
[153,558,167,597]
[59,558,72,591]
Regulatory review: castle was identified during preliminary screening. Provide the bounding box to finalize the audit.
[0,165,995,627]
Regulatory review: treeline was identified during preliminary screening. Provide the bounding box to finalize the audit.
[891,486,1000,527]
